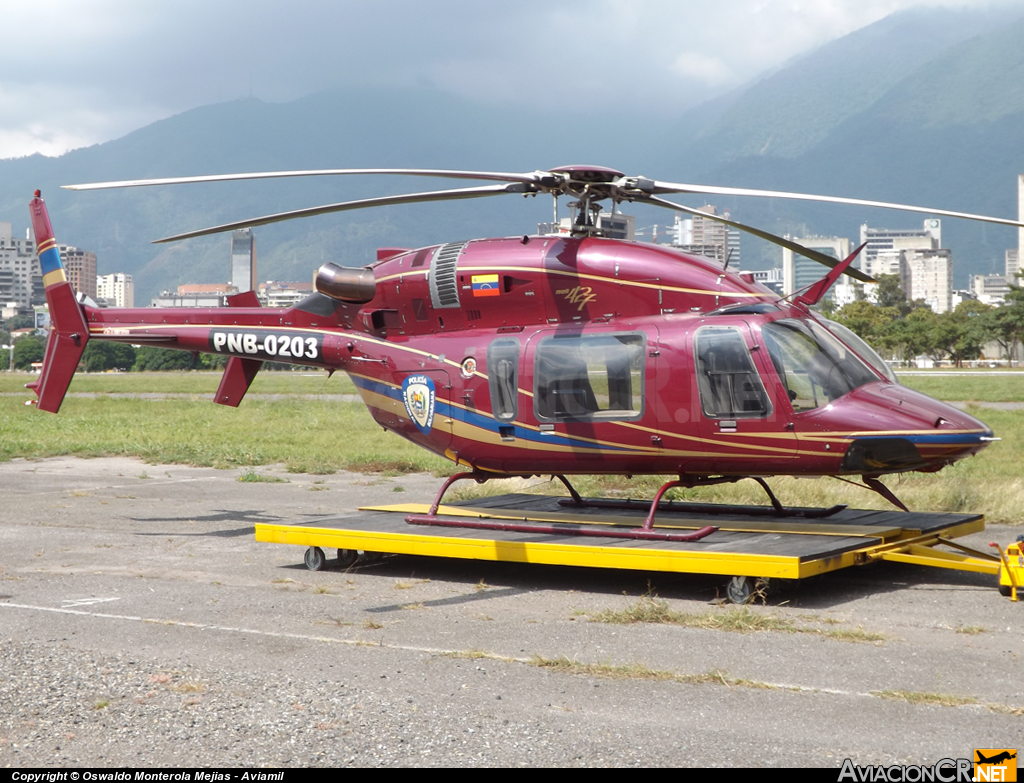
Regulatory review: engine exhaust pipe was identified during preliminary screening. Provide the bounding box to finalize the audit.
[315,263,376,304]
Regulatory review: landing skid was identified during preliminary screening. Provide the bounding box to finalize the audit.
[404,472,721,543]
[404,473,847,542]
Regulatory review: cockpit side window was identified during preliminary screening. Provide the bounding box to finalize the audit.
[694,327,770,418]
[534,333,645,421]
[762,319,878,412]
[487,338,520,421]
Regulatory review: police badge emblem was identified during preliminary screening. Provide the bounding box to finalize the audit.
[402,374,436,434]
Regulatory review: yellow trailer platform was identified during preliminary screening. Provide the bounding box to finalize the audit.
[254,494,1007,602]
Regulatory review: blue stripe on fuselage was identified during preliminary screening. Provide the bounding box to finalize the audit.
[350,375,633,452]
[852,433,989,446]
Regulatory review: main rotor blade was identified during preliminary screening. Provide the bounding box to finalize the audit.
[650,180,1024,230]
[641,195,875,283]
[153,183,532,243]
[66,168,543,191]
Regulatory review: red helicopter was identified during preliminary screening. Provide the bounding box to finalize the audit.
[28,164,1017,542]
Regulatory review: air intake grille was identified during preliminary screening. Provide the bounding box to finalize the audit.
[429,242,466,309]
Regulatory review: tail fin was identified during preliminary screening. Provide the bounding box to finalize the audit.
[27,191,90,413]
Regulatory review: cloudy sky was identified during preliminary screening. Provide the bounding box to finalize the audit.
[1,0,1019,160]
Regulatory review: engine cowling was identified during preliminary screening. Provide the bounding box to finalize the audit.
[314,263,376,304]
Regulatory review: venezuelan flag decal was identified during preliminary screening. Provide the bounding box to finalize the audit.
[471,273,500,297]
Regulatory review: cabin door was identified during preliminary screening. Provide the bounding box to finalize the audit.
[693,323,797,473]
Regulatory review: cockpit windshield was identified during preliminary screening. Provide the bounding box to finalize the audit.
[761,319,879,412]
[819,318,898,384]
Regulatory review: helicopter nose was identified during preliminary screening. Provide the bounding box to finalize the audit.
[833,383,995,474]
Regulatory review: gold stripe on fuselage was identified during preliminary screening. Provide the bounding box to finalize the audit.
[375,264,773,300]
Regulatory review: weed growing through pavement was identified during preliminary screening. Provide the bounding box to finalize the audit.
[872,690,977,707]
[238,470,289,483]
[583,595,885,643]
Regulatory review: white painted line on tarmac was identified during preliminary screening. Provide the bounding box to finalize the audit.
[60,597,122,608]
[0,600,978,708]
[1,600,515,660]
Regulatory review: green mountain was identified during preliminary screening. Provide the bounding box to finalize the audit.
[666,6,1024,281]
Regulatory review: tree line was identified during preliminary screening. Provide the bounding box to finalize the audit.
[828,275,1024,367]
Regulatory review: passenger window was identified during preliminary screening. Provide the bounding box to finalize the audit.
[535,333,645,420]
[695,327,770,418]
[487,338,520,421]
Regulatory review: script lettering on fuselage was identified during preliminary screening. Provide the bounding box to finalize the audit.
[554,285,597,311]
[209,329,322,362]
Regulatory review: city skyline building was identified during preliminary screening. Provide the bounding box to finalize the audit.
[972,273,1010,305]
[907,248,952,313]
[781,235,851,296]
[96,272,134,308]
[58,245,97,300]
[860,219,941,270]
[230,229,256,293]
[258,280,314,308]
[0,222,41,310]
[669,208,739,265]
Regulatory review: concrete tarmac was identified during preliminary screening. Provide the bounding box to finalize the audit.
[1,457,1021,767]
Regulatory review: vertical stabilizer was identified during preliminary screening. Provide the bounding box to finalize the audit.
[27,191,90,412]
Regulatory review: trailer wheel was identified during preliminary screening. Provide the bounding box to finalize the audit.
[998,584,1013,597]
[726,576,754,605]
[304,546,326,571]
[337,549,359,568]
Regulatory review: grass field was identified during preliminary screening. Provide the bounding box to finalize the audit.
[1,370,1021,523]
[898,372,1024,402]
[0,370,357,395]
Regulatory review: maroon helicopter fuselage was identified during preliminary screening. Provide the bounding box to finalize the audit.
[75,233,992,480]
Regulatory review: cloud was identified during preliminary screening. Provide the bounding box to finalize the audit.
[0,0,1019,159]
[670,53,733,88]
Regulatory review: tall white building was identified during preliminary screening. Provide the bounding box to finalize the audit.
[860,219,941,269]
[0,222,41,309]
[96,273,134,308]
[669,208,739,265]
[907,249,952,313]
[973,274,1010,305]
